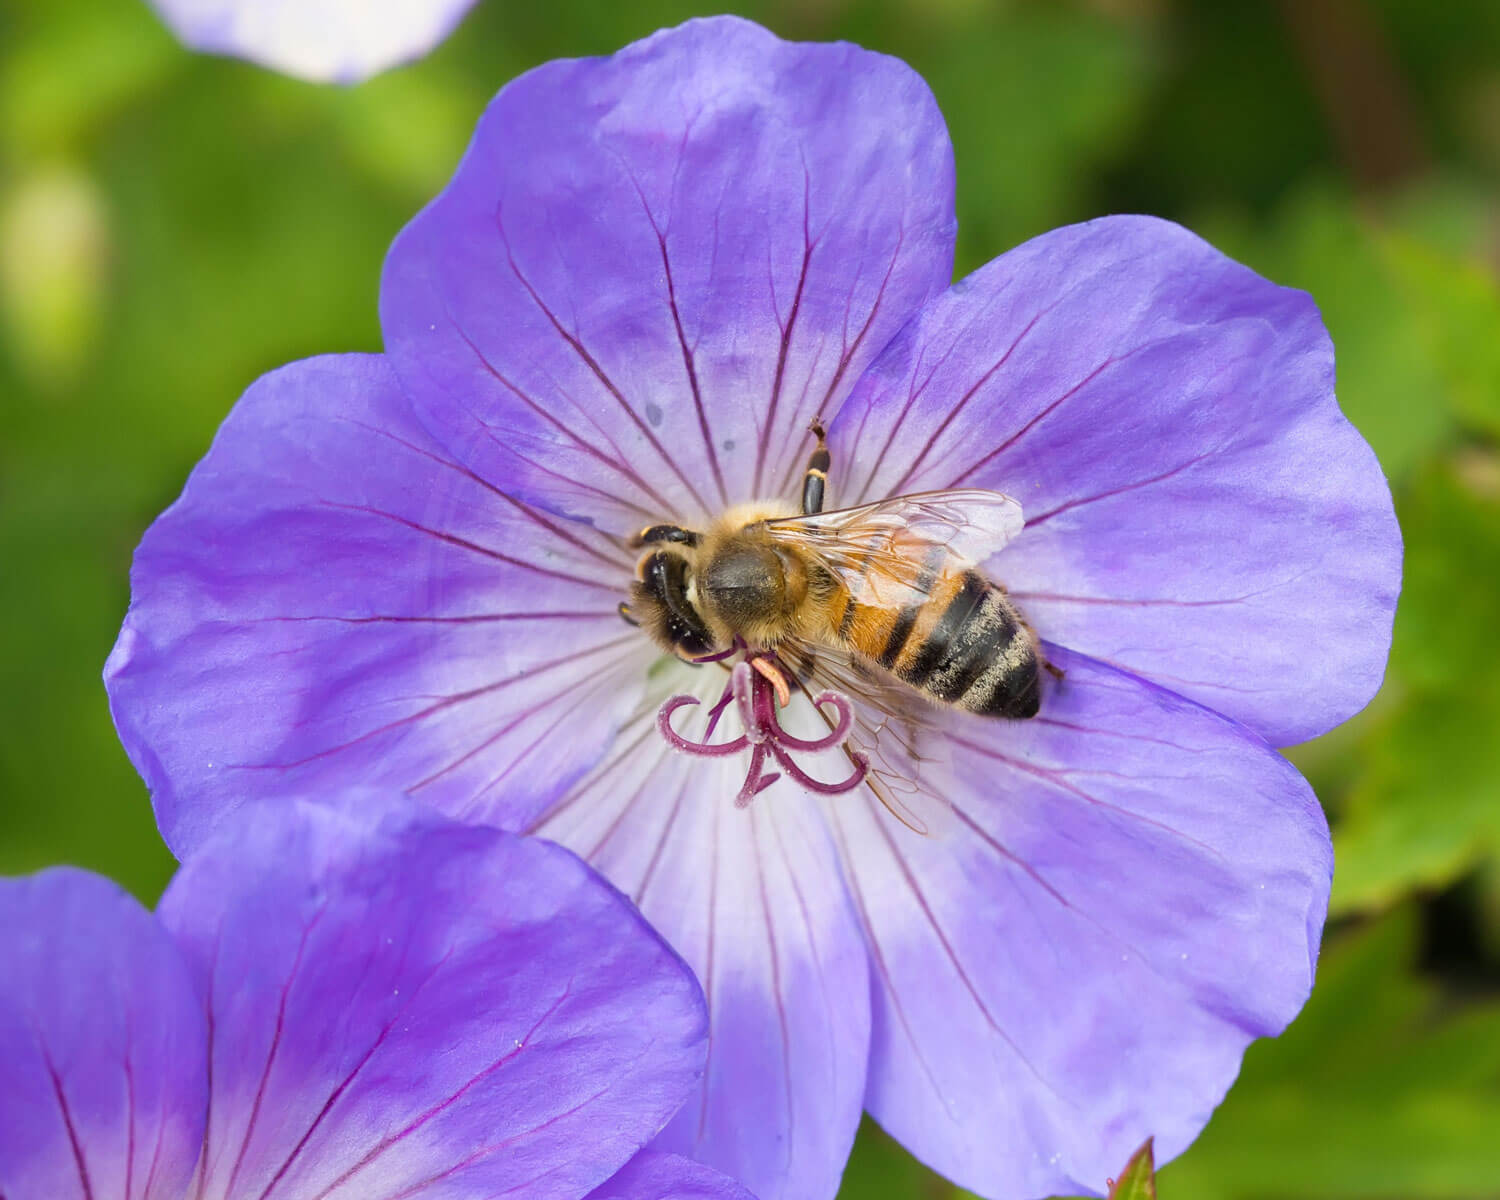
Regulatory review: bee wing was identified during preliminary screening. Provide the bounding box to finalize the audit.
[764,489,1024,605]
[778,638,946,836]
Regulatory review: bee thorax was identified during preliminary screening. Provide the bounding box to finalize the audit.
[701,542,789,627]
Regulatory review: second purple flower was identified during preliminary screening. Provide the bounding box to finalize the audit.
[0,790,747,1200]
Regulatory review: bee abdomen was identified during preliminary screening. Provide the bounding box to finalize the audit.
[888,570,1040,719]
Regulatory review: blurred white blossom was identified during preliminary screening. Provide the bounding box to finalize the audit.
[145,0,480,83]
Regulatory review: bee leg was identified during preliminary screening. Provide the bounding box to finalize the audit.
[801,417,831,515]
[1017,611,1065,682]
[628,523,700,550]
[617,601,640,627]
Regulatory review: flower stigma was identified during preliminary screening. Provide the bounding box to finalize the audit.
[657,645,869,807]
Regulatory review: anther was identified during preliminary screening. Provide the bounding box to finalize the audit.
[750,656,791,708]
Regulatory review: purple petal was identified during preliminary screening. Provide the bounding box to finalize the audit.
[585,1151,756,1200]
[536,682,870,1200]
[147,0,479,83]
[105,353,650,859]
[826,648,1330,1199]
[155,788,706,1200]
[381,15,956,531]
[834,215,1401,746]
[0,869,207,1200]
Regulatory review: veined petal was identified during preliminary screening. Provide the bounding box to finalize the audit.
[147,0,478,83]
[585,1151,756,1200]
[827,648,1330,1200]
[835,215,1401,746]
[0,869,207,1200]
[381,15,956,531]
[156,789,706,1200]
[105,354,649,859]
[536,672,870,1200]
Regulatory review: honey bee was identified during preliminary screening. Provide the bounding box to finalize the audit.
[622,421,1047,722]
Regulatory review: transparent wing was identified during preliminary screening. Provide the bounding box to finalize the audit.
[778,638,947,835]
[764,489,1024,607]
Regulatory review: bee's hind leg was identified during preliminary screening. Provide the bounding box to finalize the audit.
[801,418,831,515]
[1017,609,1065,682]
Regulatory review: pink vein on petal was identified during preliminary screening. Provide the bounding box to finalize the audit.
[339,416,633,572]
[886,303,1051,498]
[949,346,1133,489]
[445,661,641,820]
[445,303,681,518]
[255,945,459,1200]
[749,809,795,1167]
[862,809,1062,1100]
[306,984,575,1200]
[39,1044,95,1200]
[1020,452,1216,529]
[694,799,725,1144]
[613,150,730,512]
[493,208,713,516]
[753,161,816,496]
[122,1009,137,1200]
[824,804,957,1121]
[949,732,1224,859]
[311,502,618,592]
[773,226,908,500]
[229,633,637,773]
[222,908,327,1199]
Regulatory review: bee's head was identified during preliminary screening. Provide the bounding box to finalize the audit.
[632,549,716,658]
[700,539,788,630]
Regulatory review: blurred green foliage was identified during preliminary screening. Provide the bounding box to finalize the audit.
[2,0,1499,1196]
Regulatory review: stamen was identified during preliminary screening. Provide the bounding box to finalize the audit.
[702,685,736,742]
[690,637,745,665]
[769,740,868,796]
[732,661,766,744]
[656,650,869,804]
[770,691,855,751]
[749,656,792,707]
[658,695,747,756]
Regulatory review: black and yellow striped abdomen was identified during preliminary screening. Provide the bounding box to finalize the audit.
[829,560,1041,719]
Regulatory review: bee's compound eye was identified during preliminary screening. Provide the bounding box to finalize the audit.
[641,550,715,657]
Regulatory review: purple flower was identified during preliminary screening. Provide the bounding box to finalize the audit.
[145,0,478,83]
[104,16,1402,1200]
[0,790,751,1200]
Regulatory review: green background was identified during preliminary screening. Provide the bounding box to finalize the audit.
[3,0,1499,1196]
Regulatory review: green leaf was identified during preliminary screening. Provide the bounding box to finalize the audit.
[821,2,1155,274]
[1195,181,1457,483]
[837,1119,947,1199]
[1106,1140,1157,1200]
[922,6,1154,271]
[0,0,178,154]
[1161,908,1500,1198]
[1332,455,1500,913]
[1376,225,1500,439]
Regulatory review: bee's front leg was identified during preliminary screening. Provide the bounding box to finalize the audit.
[801,418,831,515]
[628,523,700,549]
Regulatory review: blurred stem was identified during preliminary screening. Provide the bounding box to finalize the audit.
[1277,0,1430,192]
